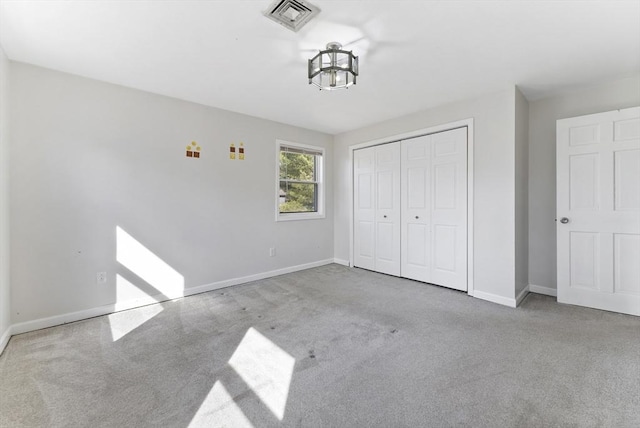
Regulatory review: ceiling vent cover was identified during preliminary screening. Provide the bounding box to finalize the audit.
[264,0,321,32]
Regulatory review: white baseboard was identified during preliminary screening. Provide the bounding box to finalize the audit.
[10,259,335,337]
[332,258,350,267]
[516,285,530,307]
[473,290,517,308]
[11,303,122,335]
[0,325,12,356]
[529,284,557,297]
[186,259,334,295]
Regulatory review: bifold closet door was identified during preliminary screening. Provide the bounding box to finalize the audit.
[354,144,401,276]
[401,128,467,291]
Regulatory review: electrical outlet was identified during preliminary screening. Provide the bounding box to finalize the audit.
[96,272,107,284]
[269,247,276,257]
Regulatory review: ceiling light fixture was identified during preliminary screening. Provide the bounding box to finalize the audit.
[308,42,358,90]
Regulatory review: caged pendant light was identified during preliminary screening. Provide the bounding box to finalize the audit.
[308,42,358,90]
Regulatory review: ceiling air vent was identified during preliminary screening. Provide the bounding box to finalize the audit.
[264,0,321,32]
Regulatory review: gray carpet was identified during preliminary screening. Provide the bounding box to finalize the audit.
[1,264,639,427]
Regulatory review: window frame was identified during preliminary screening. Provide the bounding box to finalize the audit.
[275,140,325,222]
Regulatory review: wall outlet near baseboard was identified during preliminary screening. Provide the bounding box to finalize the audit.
[269,247,276,257]
[96,272,107,284]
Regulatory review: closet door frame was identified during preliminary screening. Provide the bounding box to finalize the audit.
[348,118,475,297]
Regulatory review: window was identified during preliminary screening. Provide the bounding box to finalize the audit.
[276,140,325,221]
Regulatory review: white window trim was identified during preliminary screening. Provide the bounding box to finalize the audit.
[275,140,325,222]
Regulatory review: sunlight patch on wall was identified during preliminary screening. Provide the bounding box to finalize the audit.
[116,226,184,300]
[108,303,163,342]
[228,327,295,421]
[189,381,255,428]
[114,274,160,311]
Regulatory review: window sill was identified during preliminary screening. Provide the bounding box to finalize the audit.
[276,212,326,222]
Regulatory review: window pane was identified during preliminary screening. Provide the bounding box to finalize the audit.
[279,151,316,181]
[279,182,317,213]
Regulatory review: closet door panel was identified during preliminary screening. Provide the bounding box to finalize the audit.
[401,136,431,282]
[430,128,468,291]
[354,148,376,271]
[375,143,401,276]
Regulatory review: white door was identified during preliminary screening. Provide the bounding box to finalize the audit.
[557,107,640,316]
[401,128,467,291]
[353,144,401,276]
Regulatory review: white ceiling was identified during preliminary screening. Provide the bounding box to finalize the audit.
[1,0,639,134]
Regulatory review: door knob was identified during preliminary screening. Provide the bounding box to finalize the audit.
[383,215,387,218]
[560,217,570,224]
[415,216,419,219]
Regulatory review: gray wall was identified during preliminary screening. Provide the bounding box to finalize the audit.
[10,62,334,326]
[528,75,640,291]
[515,87,529,299]
[334,89,519,305]
[0,46,10,350]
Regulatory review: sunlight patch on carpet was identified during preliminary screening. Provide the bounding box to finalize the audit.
[189,381,254,428]
[229,327,295,421]
[108,303,163,342]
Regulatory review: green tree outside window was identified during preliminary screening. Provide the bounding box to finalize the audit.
[279,147,321,213]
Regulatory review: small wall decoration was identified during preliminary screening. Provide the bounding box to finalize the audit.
[229,143,236,160]
[186,141,201,158]
[239,142,245,160]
